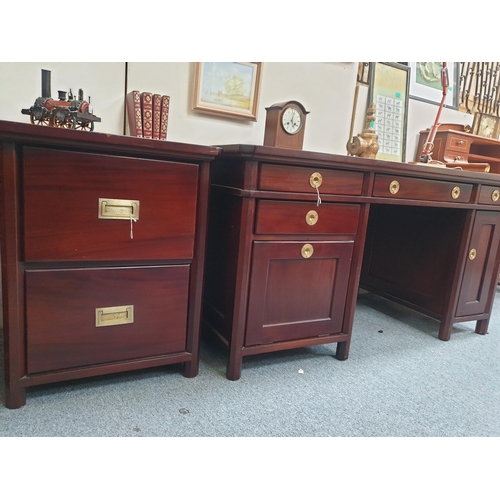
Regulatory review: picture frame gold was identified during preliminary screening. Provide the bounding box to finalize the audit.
[192,62,262,121]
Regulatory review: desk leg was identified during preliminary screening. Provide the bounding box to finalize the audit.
[335,339,351,360]
[226,352,243,381]
[475,319,489,335]
[438,316,453,341]
[183,361,199,378]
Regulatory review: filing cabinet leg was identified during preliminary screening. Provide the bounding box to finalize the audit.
[183,361,199,378]
[335,340,350,361]
[5,387,26,410]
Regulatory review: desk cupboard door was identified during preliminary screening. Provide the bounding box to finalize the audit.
[245,241,353,346]
[456,211,500,317]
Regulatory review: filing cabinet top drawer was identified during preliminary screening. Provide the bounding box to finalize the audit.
[259,163,364,196]
[255,200,360,236]
[478,185,500,205]
[372,174,473,204]
[23,147,199,262]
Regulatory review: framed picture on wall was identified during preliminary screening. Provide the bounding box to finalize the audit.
[192,62,262,121]
[408,62,459,109]
[368,62,410,163]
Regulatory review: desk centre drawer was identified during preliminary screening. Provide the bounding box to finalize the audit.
[372,174,472,203]
[255,201,360,235]
[25,265,190,373]
[23,147,199,262]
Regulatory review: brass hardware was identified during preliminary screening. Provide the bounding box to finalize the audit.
[99,198,140,220]
[469,249,477,260]
[458,140,464,145]
[451,186,461,199]
[309,172,323,189]
[486,165,491,173]
[306,210,319,226]
[95,305,134,327]
[492,189,500,202]
[301,243,314,259]
[455,156,463,161]
[389,180,400,195]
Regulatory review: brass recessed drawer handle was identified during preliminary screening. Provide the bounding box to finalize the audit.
[99,198,140,220]
[451,186,461,199]
[306,210,319,226]
[301,243,314,259]
[469,249,477,260]
[389,180,400,195]
[492,190,500,202]
[95,305,134,327]
[310,172,323,189]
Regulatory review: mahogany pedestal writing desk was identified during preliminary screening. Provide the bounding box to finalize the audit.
[202,145,500,380]
[0,120,218,409]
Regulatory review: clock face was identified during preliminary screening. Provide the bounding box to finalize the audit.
[281,106,302,135]
[480,116,496,138]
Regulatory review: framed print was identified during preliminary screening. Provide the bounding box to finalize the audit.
[193,62,262,121]
[408,62,459,109]
[368,62,410,163]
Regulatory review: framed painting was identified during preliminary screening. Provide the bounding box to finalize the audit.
[368,62,410,163]
[408,62,459,109]
[192,62,262,121]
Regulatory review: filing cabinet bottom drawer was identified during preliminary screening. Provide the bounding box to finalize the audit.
[25,265,190,374]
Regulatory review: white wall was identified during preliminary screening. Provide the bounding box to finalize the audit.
[0,62,473,162]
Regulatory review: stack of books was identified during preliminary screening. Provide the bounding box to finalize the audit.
[126,90,170,140]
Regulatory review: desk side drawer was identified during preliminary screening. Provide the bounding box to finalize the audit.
[255,201,360,235]
[26,265,189,373]
[447,135,469,152]
[372,174,472,203]
[478,185,500,205]
[23,147,198,262]
[259,164,364,195]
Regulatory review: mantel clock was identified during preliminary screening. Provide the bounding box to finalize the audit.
[263,100,309,150]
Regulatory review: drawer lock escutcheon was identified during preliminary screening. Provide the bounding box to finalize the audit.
[389,180,400,195]
[309,172,323,189]
[451,186,461,199]
[301,244,314,259]
[306,210,319,226]
[99,198,140,220]
[469,249,477,260]
[96,305,134,327]
[492,190,500,202]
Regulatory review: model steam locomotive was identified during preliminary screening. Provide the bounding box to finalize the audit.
[22,69,101,131]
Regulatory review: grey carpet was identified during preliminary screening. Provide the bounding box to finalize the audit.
[1,289,499,437]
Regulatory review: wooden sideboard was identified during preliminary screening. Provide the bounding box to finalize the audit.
[0,120,218,409]
[415,127,500,173]
[203,145,500,380]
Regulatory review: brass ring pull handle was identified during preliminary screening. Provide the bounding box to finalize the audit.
[389,180,400,195]
[469,249,477,260]
[306,210,319,226]
[309,172,323,189]
[492,189,500,202]
[451,186,461,199]
[301,244,314,259]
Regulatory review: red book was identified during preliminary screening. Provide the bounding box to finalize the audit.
[152,94,162,140]
[126,90,143,137]
[141,92,153,138]
[160,95,170,141]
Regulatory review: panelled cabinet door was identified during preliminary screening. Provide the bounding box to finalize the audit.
[456,211,500,317]
[245,241,354,346]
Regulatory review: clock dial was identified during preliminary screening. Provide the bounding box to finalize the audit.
[481,117,495,138]
[282,106,302,135]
